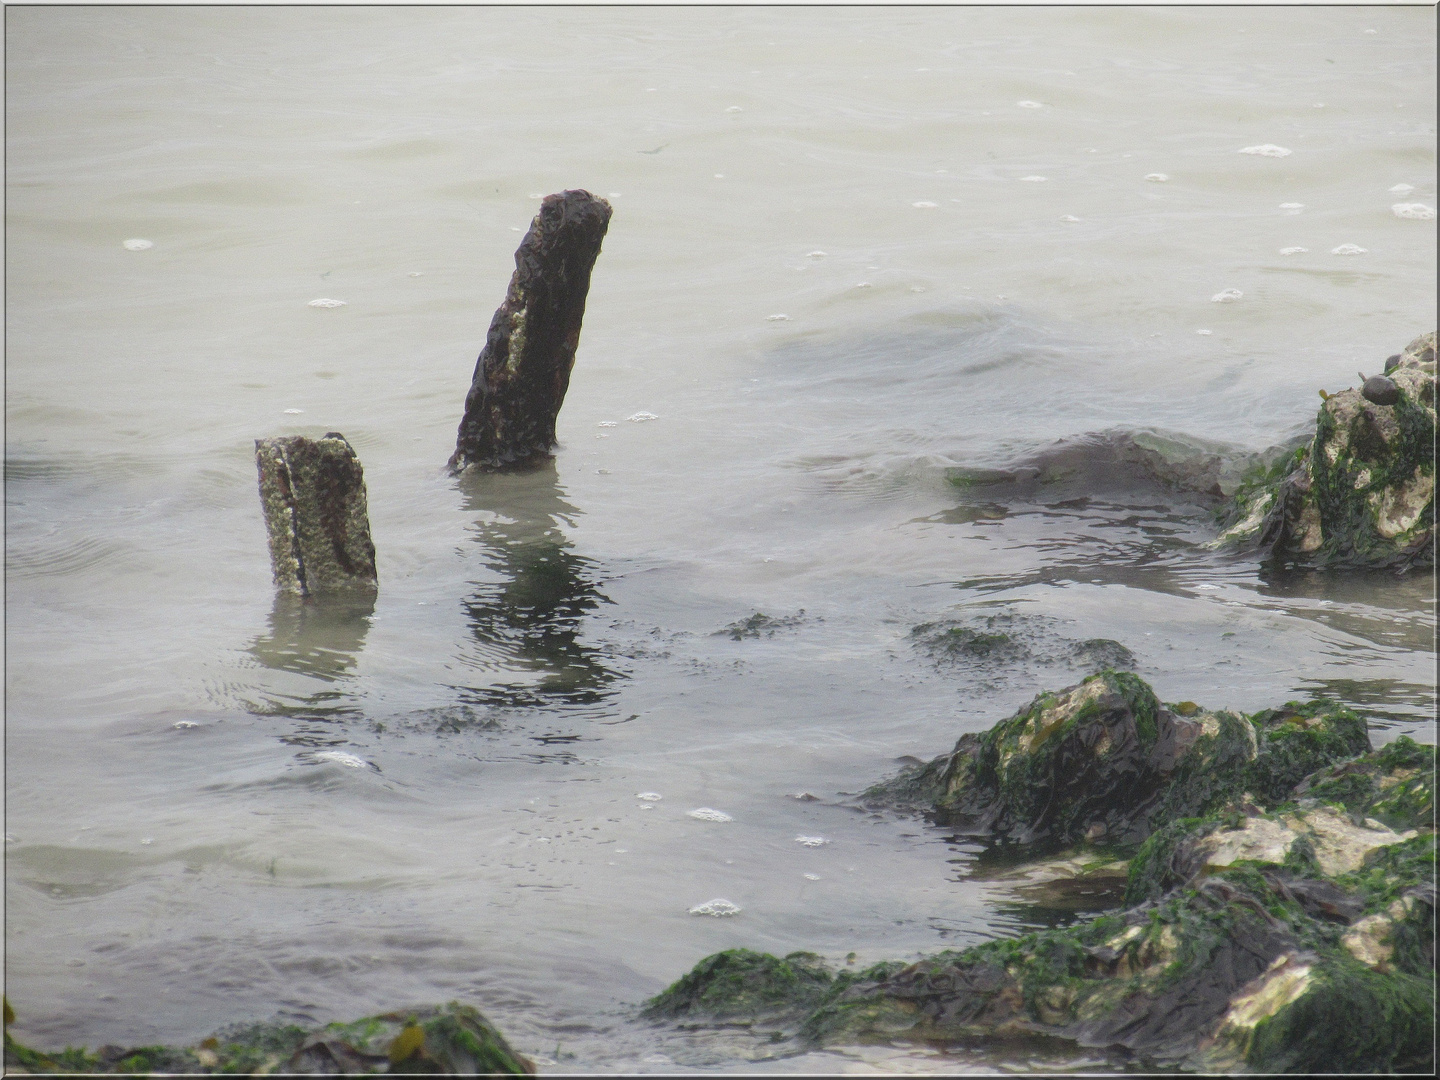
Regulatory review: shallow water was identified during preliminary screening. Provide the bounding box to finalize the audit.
[4,5,1436,1072]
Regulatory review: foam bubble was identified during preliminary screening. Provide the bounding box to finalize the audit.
[1279,203,1304,210]
[791,791,820,801]
[767,313,790,321]
[912,200,938,208]
[140,838,154,845]
[1019,176,1047,182]
[1017,100,1043,109]
[689,898,741,917]
[807,251,827,258]
[1279,247,1308,255]
[315,750,369,768]
[1331,244,1367,255]
[308,298,346,308]
[172,721,199,729]
[1239,144,1292,157]
[1196,329,1212,335]
[635,792,662,801]
[855,282,872,288]
[1144,173,1169,182]
[1392,203,1435,220]
[803,873,821,881]
[626,411,659,423]
[1211,289,1243,303]
[688,807,733,822]
[408,271,423,277]
[598,421,618,428]
[1389,183,1415,194]
[726,105,743,112]
[638,803,652,810]
[1060,215,1081,222]
[122,238,153,251]
[795,835,829,847]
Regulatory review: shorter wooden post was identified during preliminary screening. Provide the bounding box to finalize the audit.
[255,432,377,595]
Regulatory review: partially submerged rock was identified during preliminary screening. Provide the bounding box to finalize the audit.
[3,1001,533,1075]
[1213,331,1435,571]
[255,432,378,595]
[449,189,612,473]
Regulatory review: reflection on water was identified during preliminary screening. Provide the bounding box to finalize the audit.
[248,591,375,683]
[454,461,619,709]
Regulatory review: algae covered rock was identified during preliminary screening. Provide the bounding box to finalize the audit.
[867,672,1370,851]
[648,728,1435,1072]
[3,1001,533,1075]
[1214,331,1436,570]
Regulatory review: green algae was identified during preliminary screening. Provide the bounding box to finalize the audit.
[641,949,835,1023]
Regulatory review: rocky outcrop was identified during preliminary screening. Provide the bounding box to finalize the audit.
[648,676,1434,1073]
[449,189,612,473]
[1213,331,1435,571]
[3,1001,534,1075]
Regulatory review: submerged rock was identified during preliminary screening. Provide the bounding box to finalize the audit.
[3,1001,534,1075]
[648,677,1434,1072]
[1213,331,1435,571]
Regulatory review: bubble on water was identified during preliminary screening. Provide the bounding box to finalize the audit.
[910,286,926,292]
[714,174,725,179]
[626,412,659,423]
[807,250,827,258]
[688,807,733,822]
[1279,247,1308,255]
[689,898,741,917]
[315,750,369,768]
[1019,176,1047,182]
[408,272,423,277]
[598,421,618,428]
[1392,203,1435,220]
[608,192,621,198]
[528,193,543,199]
[1364,28,1377,34]
[308,298,346,308]
[122,238,153,251]
[1211,289,1243,303]
[638,804,653,810]
[1060,215,1081,222]
[1279,203,1304,211]
[791,791,820,801]
[140,838,154,845]
[1144,173,1169,182]
[1194,583,1220,591]
[767,313,790,321]
[912,200,938,208]
[1017,100,1043,108]
[172,721,199,729]
[803,873,821,881]
[855,282,872,288]
[1196,329,1212,335]
[1389,183,1415,194]
[1331,244,1367,255]
[795,835,829,847]
[635,792,662,801]
[1239,144,1292,158]
[726,106,743,112]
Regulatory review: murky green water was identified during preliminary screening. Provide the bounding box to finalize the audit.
[5,5,1434,1071]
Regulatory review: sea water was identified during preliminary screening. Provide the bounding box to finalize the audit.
[5,5,1435,1071]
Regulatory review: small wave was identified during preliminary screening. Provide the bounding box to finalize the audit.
[5,536,131,579]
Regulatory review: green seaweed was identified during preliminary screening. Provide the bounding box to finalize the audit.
[642,949,835,1022]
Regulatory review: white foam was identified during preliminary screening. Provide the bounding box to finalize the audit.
[1144,173,1169,182]
[172,721,198,729]
[140,838,154,845]
[1279,203,1304,210]
[308,298,346,308]
[1392,203,1435,220]
[767,313,790,321]
[1211,289,1243,303]
[1239,144,1292,157]
[1389,183,1415,194]
[638,803,653,810]
[598,421,618,428]
[1196,329,1212,335]
[1279,247,1308,255]
[689,898,741,917]
[284,408,304,414]
[1060,215,1081,222]
[635,792,662,801]
[1019,176,1047,182]
[626,412,659,423]
[1017,100,1043,109]
[122,238,153,251]
[726,105,742,112]
[608,192,621,198]
[714,174,724,179]
[315,750,369,768]
[912,200,938,208]
[807,251,827,258]
[803,873,821,881]
[855,282,872,289]
[408,271,423,277]
[791,791,820,801]
[795,835,829,847]
[688,807,733,822]
[1331,244,1367,255]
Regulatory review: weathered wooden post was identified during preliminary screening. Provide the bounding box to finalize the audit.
[448,189,613,473]
[255,432,378,595]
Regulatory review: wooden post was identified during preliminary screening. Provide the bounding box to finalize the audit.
[448,189,612,473]
[255,432,377,595]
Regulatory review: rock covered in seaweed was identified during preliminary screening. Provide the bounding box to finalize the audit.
[3,1001,533,1075]
[865,671,1370,850]
[646,728,1435,1073]
[1213,331,1435,570]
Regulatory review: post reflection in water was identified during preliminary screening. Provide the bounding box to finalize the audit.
[248,589,376,683]
[456,459,618,709]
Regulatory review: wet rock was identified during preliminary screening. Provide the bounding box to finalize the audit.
[1213,331,1435,570]
[449,189,612,473]
[864,672,1367,850]
[649,724,1434,1072]
[255,432,377,595]
[3,1001,533,1075]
